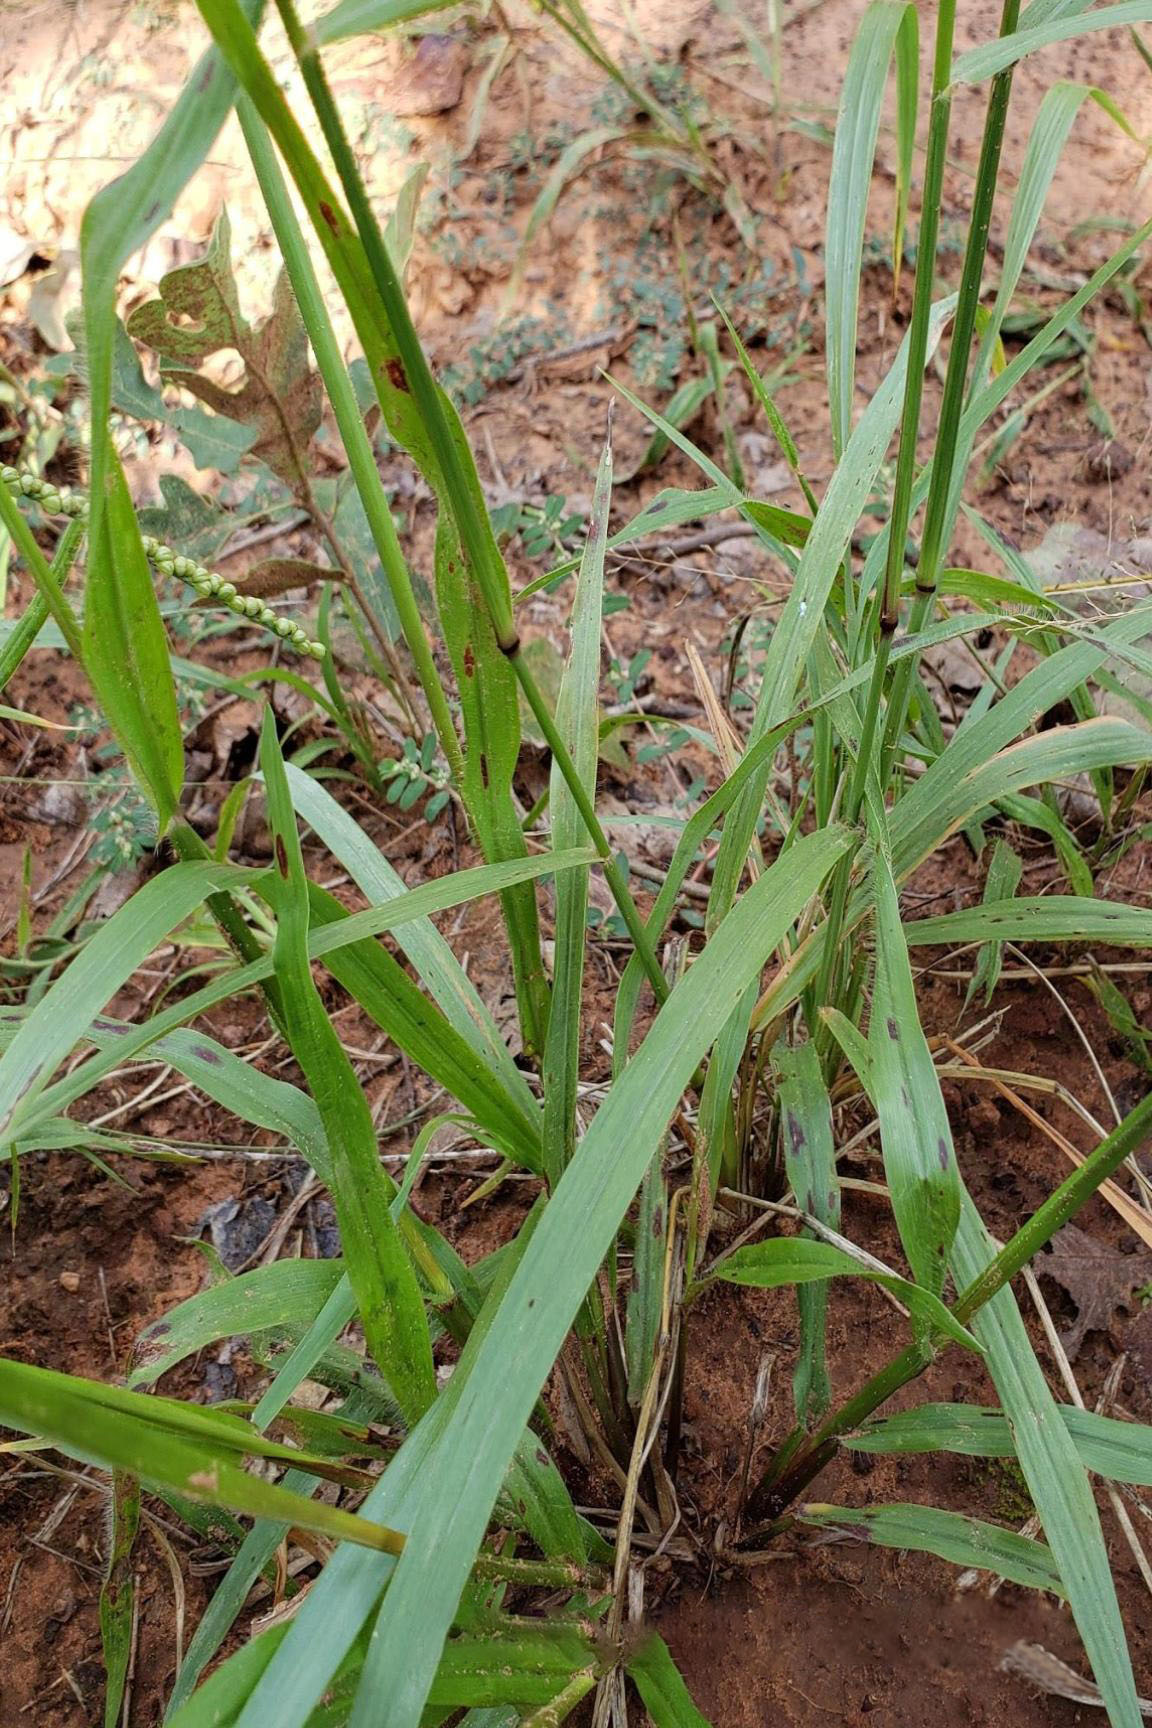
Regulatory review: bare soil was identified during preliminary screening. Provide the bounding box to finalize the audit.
[3,0,1152,1722]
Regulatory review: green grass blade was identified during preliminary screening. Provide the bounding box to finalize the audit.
[775,1041,840,1424]
[895,716,1152,879]
[868,837,961,1299]
[170,1627,285,1727]
[994,791,1092,896]
[825,2,917,456]
[100,1472,141,1728]
[542,420,611,1184]
[626,1148,667,1405]
[82,429,183,823]
[796,1502,1063,1594]
[167,1359,378,1715]
[0,1357,404,1554]
[849,1403,1152,1485]
[905,895,1152,947]
[953,1,1152,82]
[714,306,819,512]
[708,297,954,926]
[857,219,1152,634]
[314,0,456,47]
[626,1633,714,1728]
[0,518,85,687]
[126,1022,329,1169]
[515,127,632,287]
[606,382,809,555]
[501,1439,592,1563]
[282,762,534,1115]
[78,4,262,815]
[612,614,1000,1055]
[260,711,436,1420]
[428,1624,599,1708]
[951,1195,1143,1724]
[0,861,253,1143]
[306,882,545,1169]
[755,635,1152,1032]
[195,0,549,1051]
[22,849,590,1146]
[892,4,919,286]
[966,837,1022,1003]
[131,1260,345,1387]
[239,104,461,777]
[975,82,1104,379]
[705,1236,979,1351]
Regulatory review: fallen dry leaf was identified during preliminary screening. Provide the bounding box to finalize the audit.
[1038,1222,1152,1360]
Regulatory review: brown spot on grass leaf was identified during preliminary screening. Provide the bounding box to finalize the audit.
[386,357,410,393]
[275,834,290,877]
[786,1111,807,1156]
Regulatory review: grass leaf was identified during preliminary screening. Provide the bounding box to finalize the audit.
[626,1633,714,1728]
[706,1236,979,1351]
[868,837,961,1298]
[0,1357,404,1554]
[775,1041,840,1424]
[849,1402,1152,1485]
[542,419,611,1183]
[131,1260,345,1388]
[260,711,436,1421]
[797,1502,1063,1594]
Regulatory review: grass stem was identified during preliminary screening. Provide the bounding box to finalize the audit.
[744,1084,1152,1524]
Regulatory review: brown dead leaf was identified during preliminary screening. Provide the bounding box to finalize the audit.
[127,210,321,488]
[1039,1222,1152,1360]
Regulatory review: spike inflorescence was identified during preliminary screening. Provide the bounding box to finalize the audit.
[1,465,325,659]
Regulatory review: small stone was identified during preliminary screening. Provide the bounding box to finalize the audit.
[389,34,466,116]
[59,1271,80,1292]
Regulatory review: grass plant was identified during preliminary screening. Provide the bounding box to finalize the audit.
[3,0,1152,1722]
